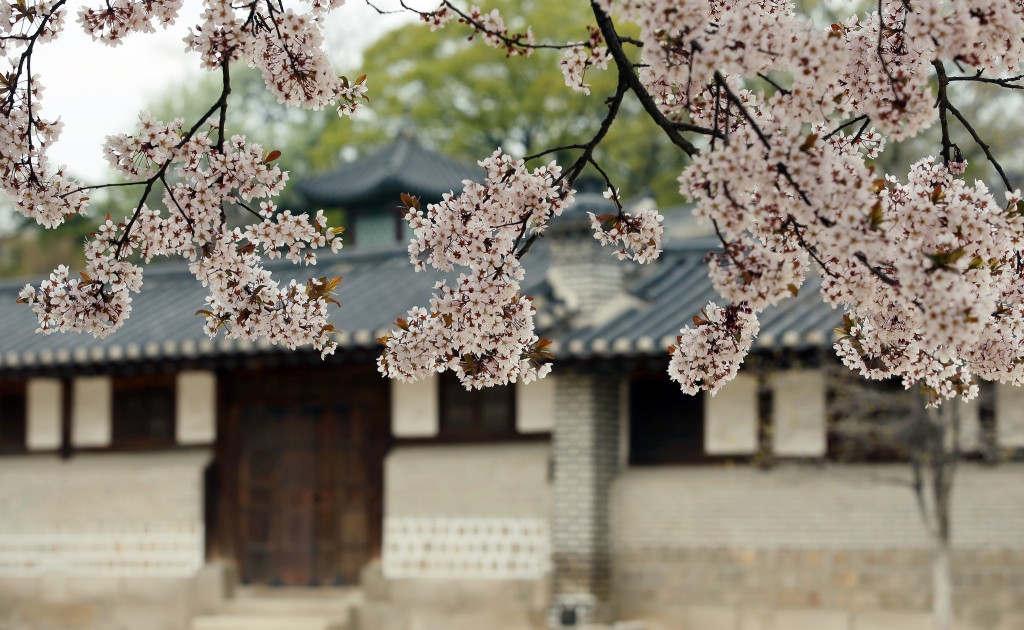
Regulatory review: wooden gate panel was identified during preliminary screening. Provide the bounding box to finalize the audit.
[219,366,390,587]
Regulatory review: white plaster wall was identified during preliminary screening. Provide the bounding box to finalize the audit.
[610,463,1024,550]
[26,378,61,451]
[995,383,1024,448]
[705,372,759,455]
[391,377,439,438]
[72,376,111,448]
[0,451,210,577]
[516,377,555,433]
[772,369,826,457]
[176,371,216,445]
[385,443,551,518]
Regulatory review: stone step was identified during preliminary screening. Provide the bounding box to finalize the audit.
[191,587,361,630]
[191,615,347,630]
[218,595,360,616]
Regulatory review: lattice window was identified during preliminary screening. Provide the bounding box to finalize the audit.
[112,375,176,449]
[440,374,516,440]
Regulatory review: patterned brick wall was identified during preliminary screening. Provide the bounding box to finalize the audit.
[382,443,552,580]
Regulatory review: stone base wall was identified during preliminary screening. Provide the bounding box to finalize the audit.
[613,605,1024,630]
[610,463,1024,629]
[382,443,552,582]
[0,563,228,630]
[356,560,549,630]
[613,548,1024,626]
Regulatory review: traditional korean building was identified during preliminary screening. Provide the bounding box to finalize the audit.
[0,137,1022,630]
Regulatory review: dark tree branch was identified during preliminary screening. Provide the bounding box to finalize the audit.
[590,1,705,156]
[933,60,1013,191]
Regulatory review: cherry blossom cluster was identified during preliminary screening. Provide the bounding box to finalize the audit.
[669,302,759,396]
[19,111,344,355]
[377,150,573,388]
[1,3,82,230]
[78,0,183,45]
[5,0,360,355]
[829,158,1024,402]
[420,5,454,31]
[104,113,185,180]
[581,0,1024,403]
[11,0,1024,407]
[588,189,663,263]
[17,216,143,338]
[906,0,1024,75]
[559,25,609,95]
[182,0,367,115]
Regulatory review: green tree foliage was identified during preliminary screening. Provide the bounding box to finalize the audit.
[313,0,690,206]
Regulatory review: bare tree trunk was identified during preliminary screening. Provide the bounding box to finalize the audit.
[930,402,957,630]
[932,538,953,630]
[911,399,958,630]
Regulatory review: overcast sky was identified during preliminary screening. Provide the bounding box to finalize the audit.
[31,0,416,181]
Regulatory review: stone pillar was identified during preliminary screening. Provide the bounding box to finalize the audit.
[550,372,620,625]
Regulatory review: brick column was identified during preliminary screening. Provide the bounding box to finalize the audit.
[550,372,621,625]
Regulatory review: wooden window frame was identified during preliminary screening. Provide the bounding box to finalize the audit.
[628,373,707,466]
[0,380,27,454]
[111,374,177,451]
[437,373,518,442]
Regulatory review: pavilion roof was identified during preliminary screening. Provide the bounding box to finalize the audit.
[296,132,481,208]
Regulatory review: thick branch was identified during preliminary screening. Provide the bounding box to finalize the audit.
[589,1,703,156]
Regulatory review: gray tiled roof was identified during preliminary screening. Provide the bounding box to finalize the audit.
[557,238,840,358]
[0,245,551,371]
[296,133,482,207]
[0,223,842,372]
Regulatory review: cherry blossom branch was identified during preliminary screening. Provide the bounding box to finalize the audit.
[589,0,703,156]
[160,174,195,231]
[713,71,811,206]
[1,0,68,116]
[875,0,909,110]
[932,60,1013,191]
[824,114,870,140]
[854,252,899,287]
[115,59,233,258]
[515,72,629,260]
[946,71,1024,89]
[522,144,588,162]
[385,0,571,53]
[714,71,770,149]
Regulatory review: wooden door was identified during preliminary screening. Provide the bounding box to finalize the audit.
[238,403,344,586]
[217,365,390,588]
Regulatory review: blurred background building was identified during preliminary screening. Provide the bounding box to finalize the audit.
[0,136,1022,630]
